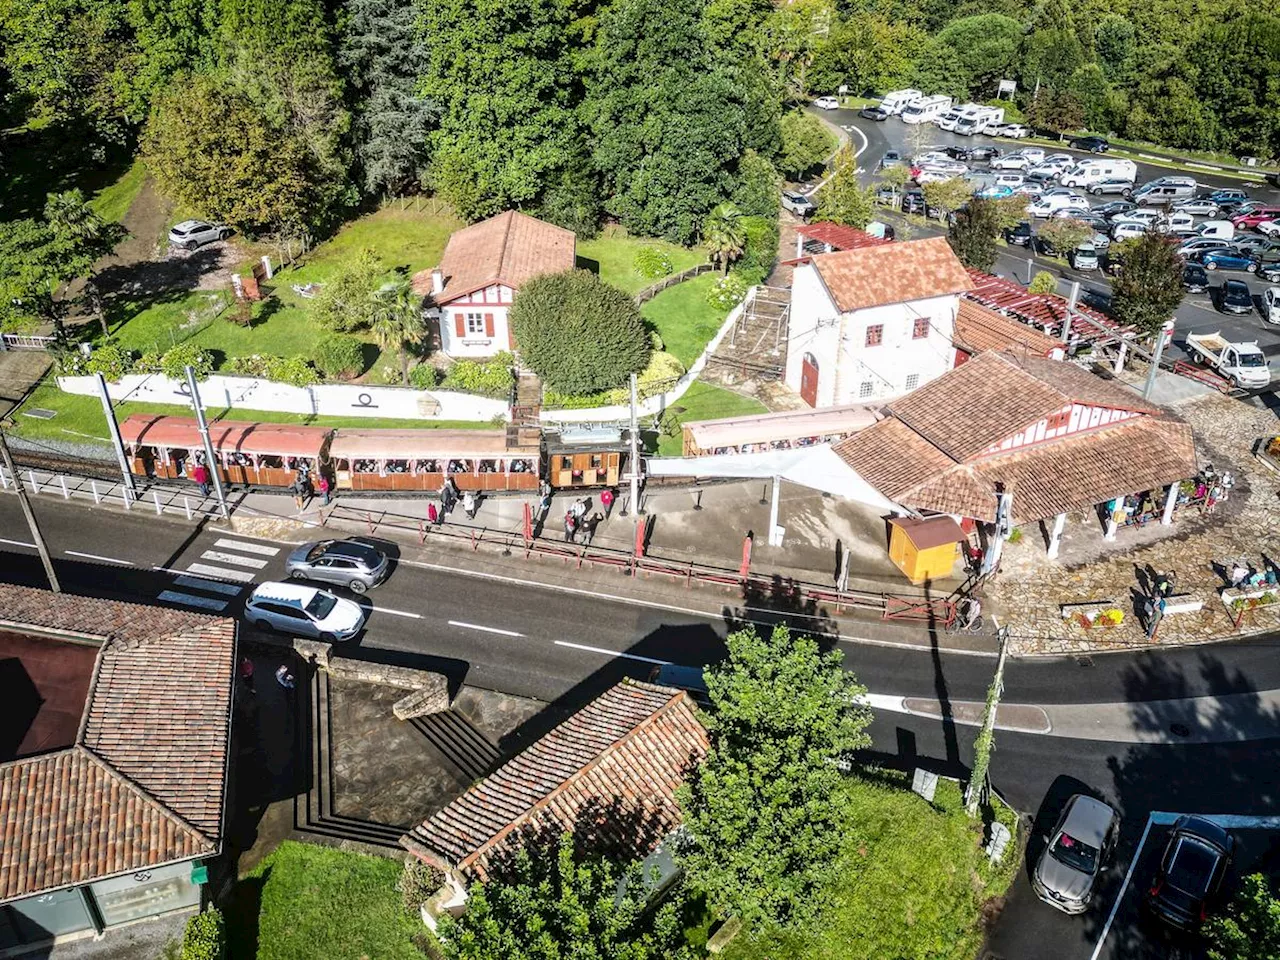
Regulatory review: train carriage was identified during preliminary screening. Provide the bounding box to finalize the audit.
[328,429,539,492]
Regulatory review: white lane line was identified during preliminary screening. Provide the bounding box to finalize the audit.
[214,538,280,556]
[0,537,36,548]
[174,575,243,597]
[375,606,424,620]
[64,549,135,565]
[157,590,229,612]
[200,550,268,569]
[554,640,669,665]
[1090,814,1155,960]
[185,562,257,583]
[449,619,520,636]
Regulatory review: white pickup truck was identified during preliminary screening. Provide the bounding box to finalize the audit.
[1185,332,1272,389]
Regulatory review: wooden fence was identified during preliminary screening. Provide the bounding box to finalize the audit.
[633,263,717,305]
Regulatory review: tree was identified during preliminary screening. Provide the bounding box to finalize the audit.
[312,249,385,332]
[370,281,426,386]
[509,270,651,394]
[438,833,694,960]
[125,0,219,120]
[731,150,782,219]
[921,177,972,218]
[776,109,831,179]
[817,145,874,228]
[678,623,872,930]
[808,13,925,98]
[0,219,63,333]
[931,14,1023,98]
[1028,271,1059,294]
[44,189,126,337]
[339,0,436,196]
[1206,872,1280,960]
[1026,88,1085,139]
[1068,64,1115,133]
[990,193,1030,231]
[703,202,747,275]
[946,198,1000,271]
[911,37,969,101]
[1037,216,1094,256]
[1019,0,1086,92]
[1110,232,1186,334]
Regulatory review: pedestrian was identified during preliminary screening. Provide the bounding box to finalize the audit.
[240,657,255,693]
[536,489,552,523]
[317,473,331,506]
[571,497,588,521]
[463,490,478,520]
[1145,596,1165,641]
[290,477,305,511]
[192,462,211,498]
[581,512,602,546]
[600,487,615,519]
[1230,560,1250,588]
[564,511,577,542]
[1158,570,1177,598]
[275,664,296,689]
[427,501,439,525]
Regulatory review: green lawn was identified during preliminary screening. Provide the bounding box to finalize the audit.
[720,775,1017,960]
[578,226,708,296]
[89,158,147,224]
[642,273,731,367]
[0,125,135,221]
[9,381,497,446]
[226,842,422,960]
[657,381,767,456]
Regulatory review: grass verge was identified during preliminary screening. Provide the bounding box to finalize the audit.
[89,158,148,224]
[578,226,707,295]
[656,381,767,456]
[225,841,422,960]
[641,273,731,367]
[719,774,1017,960]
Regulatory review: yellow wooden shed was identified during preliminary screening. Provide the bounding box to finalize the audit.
[887,516,966,585]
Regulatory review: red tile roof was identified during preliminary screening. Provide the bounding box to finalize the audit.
[963,269,1127,344]
[810,237,975,314]
[0,586,235,903]
[411,210,576,302]
[954,300,1065,358]
[796,222,892,251]
[401,681,708,881]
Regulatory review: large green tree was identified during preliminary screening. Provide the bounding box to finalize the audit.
[44,189,125,336]
[776,110,832,179]
[931,13,1023,98]
[125,0,218,119]
[816,145,874,228]
[1110,233,1185,334]
[370,280,426,386]
[678,623,872,930]
[946,197,1000,272]
[703,202,747,275]
[1206,872,1280,960]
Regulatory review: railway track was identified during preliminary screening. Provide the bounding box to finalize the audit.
[7,448,121,482]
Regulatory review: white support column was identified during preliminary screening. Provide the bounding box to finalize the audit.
[154,491,163,515]
[59,476,68,499]
[795,233,804,259]
[768,476,784,547]
[1161,483,1178,525]
[1112,341,1128,374]
[1046,512,1067,560]
[1104,499,1119,541]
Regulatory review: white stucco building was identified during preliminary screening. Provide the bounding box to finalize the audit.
[412,210,577,358]
[784,236,976,408]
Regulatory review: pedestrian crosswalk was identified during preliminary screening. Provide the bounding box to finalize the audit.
[158,537,282,611]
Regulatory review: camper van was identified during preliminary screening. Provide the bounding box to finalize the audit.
[936,107,965,132]
[900,95,953,125]
[954,105,1005,136]
[1060,158,1138,189]
[879,89,924,115]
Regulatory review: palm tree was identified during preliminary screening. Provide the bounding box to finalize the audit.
[703,202,747,275]
[44,189,123,338]
[370,280,426,386]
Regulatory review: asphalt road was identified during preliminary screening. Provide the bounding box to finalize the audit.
[827,107,1280,395]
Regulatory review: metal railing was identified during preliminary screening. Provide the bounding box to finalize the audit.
[0,465,226,521]
[1,333,58,351]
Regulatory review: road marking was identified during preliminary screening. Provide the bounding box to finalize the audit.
[214,538,280,556]
[449,619,520,636]
[554,640,670,665]
[64,550,134,565]
[157,590,229,612]
[375,606,424,620]
[185,562,256,583]
[1090,814,1154,960]
[0,537,36,548]
[200,550,268,569]
[174,574,242,596]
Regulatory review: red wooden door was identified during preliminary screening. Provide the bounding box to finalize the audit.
[800,352,819,407]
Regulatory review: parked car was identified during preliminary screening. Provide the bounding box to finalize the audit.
[782,190,818,217]
[1000,123,1030,138]
[1070,245,1100,270]
[859,105,889,121]
[1231,235,1278,257]
[1005,221,1034,247]
[1183,262,1210,292]
[1069,135,1110,153]
[1087,178,1134,197]
[878,150,904,170]
[1133,181,1197,206]
[1219,279,1255,315]
[992,153,1032,171]
[1111,221,1151,242]
[1028,194,1090,218]
[993,172,1025,189]
[1032,795,1119,914]
[1030,156,1075,179]
[1260,260,1280,282]
[286,539,390,594]
[901,190,942,218]
[1267,171,1280,188]
[813,96,839,110]
[1095,200,1137,219]
[1146,816,1234,930]
[1263,286,1280,324]
[1206,188,1249,207]
[1089,231,1112,251]
[245,581,366,642]
[168,220,231,250]
[943,146,973,160]
[1171,197,1220,218]
[1112,208,1163,227]
[977,184,1015,200]
[1257,220,1280,238]
[1178,237,1232,257]
[965,145,1002,162]
[1233,207,1280,228]
[1016,182,1046,198]
[1197,248,1257,272]
[874,184,899,207]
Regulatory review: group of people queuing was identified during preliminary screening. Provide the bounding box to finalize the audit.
[288,463,330,510]
[563,488,614,545]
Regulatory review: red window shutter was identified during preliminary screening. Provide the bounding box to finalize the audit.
[484,313,495,337]
[454,313,465,337]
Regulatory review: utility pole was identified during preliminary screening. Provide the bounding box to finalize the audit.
[965,619,1009,817]
[1142,318,1175,401]
[0,427,60,592]
[95,373,136,494]
[185,366,229,519]
[625,372,642,517]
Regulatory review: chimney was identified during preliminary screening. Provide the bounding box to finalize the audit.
[431,268,444,295]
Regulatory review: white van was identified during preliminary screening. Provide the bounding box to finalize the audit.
[880,89,924,115]
[1060,158,1137,189]
[955,105,1004,136]
[901,95,953,125]
[1197,220,1236,240]
[937,108,965,131]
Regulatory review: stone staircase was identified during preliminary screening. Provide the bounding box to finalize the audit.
[408,710,503,783]
[507,371,543,448]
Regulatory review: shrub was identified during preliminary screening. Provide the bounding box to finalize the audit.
[83,343,133,381]
[396,859,443,915]
[509,270,650,394]
[707,273,750,310]
[633,247,674,280]
[53,346,89,376]
[543,351,685,407]
[160,342,214,380]
[227,354,319,386]
[439,351,515,398]
[409,363,441,389]
[313,334,365,380]
[180,906,224,960]
[312,249,385,332]
[737,215,779,283]
[1028,271,1059,295]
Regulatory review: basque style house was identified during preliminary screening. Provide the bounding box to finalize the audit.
[412,210,577,358]
[0,586,235,952]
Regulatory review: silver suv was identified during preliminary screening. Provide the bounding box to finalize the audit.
[286,539,390,593]
[781,191,817,218]
[1033,794,1119,914]
[168,219,231,250]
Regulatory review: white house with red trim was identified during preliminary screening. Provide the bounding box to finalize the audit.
[412,211,577,358]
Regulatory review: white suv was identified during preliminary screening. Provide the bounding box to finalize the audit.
[168,220,231,250]
[813,96,839,110]
[245,581,366,642]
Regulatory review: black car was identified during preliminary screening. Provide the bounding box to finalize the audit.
[944,146,972,160]
[1096,200,1137,219]
[902,190,942,218]
[1220,278,1254,315]
[1183,262,1210,293]
[965,145,1001,162]
[1147,816,1234,929]
[1070,136,1111,153]
[859,106,889,121]
[1036,235,1062,258]
[1259,258,1280,282]
[1005,221,1034,247]
[1267,171,1280,188]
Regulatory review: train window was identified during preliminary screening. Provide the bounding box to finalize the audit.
[590,455,602,468]
[560,456,572,470]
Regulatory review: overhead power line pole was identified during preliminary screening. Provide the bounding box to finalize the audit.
[185,366,229,519]
[965,620,1009,817]
[0,427,61,592]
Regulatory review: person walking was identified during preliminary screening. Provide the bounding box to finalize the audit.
[463,490,478,520]
[275,664,296,689]
[600,487,615,519]
[192,462,211,498]
[581,512,602,546]
[427,501,439,526]
[239,657,255,694]
[1157,569,1177,598]
[316,473,331,506]
[290,477,305,511]
[564,511,577,542]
